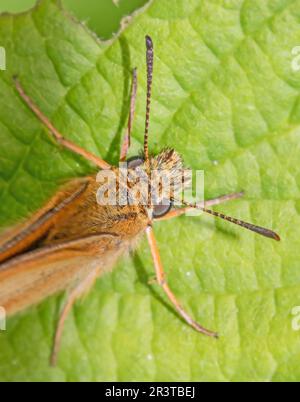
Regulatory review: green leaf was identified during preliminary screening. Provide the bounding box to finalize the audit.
[0,0,300,382]
[62,0,149,40]
[0,0,149,40]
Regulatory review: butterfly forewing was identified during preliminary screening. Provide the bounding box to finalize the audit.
[0,177,126,315]
[0,178,90,264]
[0,232,123,316]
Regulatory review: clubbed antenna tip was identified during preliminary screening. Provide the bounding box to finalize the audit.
[145,35,153,50]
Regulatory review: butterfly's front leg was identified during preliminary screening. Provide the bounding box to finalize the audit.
[13,77,111,170]
[119,68,138,162]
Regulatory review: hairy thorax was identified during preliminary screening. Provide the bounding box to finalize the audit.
[44,149,184,246]
[44,173,150,245]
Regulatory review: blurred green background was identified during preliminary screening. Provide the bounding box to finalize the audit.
[0,0,149,39]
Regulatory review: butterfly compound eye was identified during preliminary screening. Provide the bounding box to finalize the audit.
[127,156,144,169]
[153,199,172,218]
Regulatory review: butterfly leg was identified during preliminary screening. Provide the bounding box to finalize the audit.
[50,269,99,366]
[14,77,111,170]
[119,68,138,162]
[203,191,244,207]
[155,192,244,222]
[146,225,217,337]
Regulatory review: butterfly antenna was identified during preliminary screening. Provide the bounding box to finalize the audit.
[144,35,154,163]
[180,200,280,241]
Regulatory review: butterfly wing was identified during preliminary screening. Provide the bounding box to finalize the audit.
[0,178,90,264]
[0,232,122,316]
[0,177,125,316]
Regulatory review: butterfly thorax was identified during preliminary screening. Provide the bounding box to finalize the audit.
[44,148,185,245]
